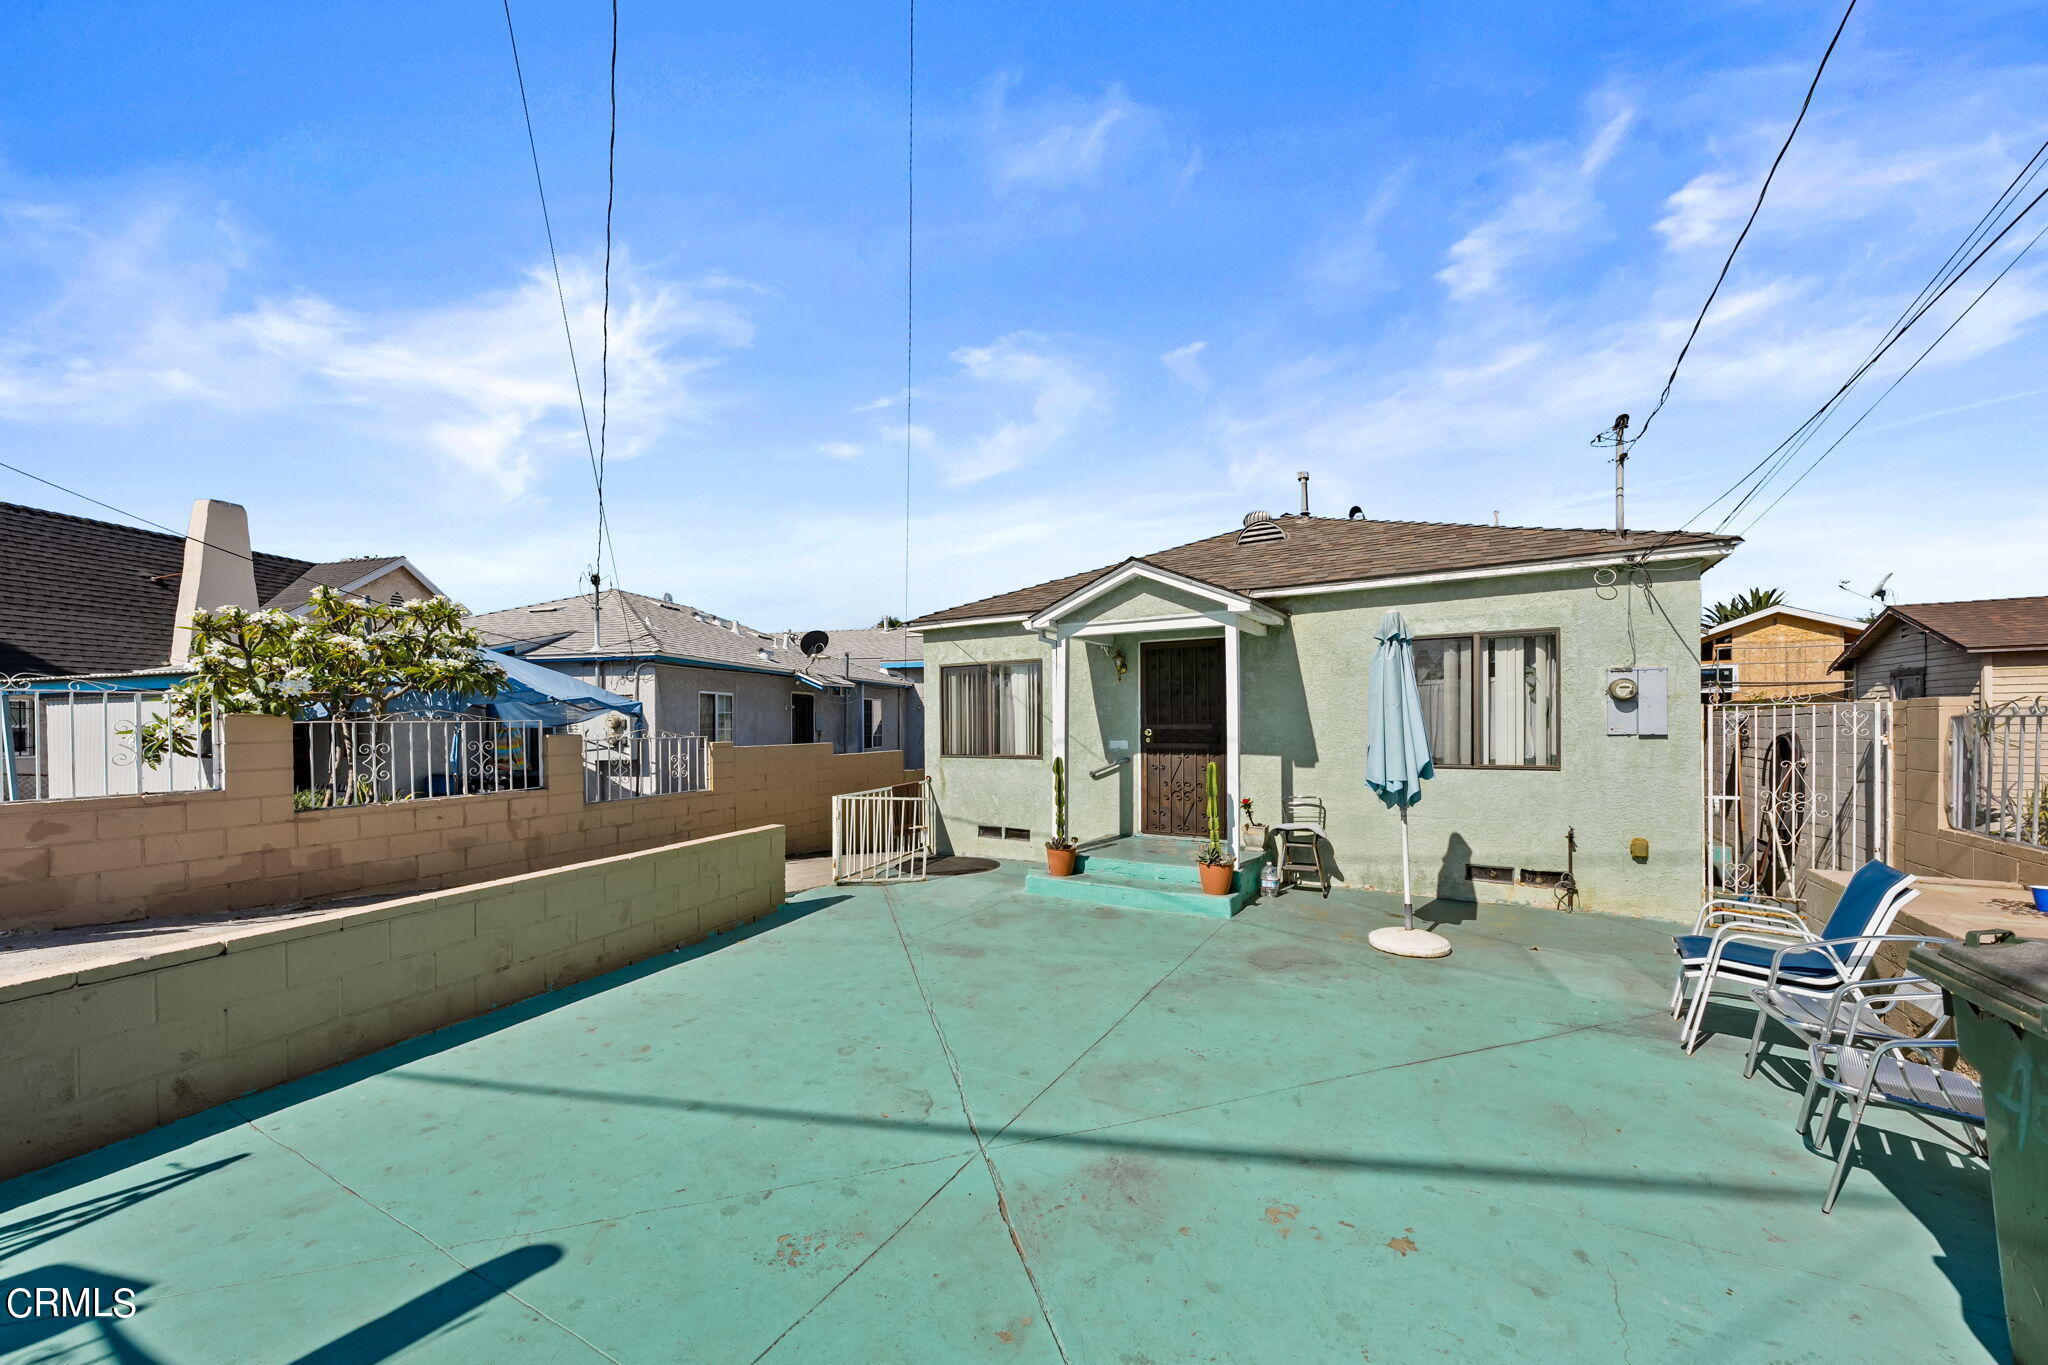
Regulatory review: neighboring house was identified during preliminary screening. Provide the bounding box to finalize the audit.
[0,498,441,680]
[909,513,1740,915]
[1,497,443,800]
[1699,605,1861,700]
[820,626,925,767]
[465,590,914,756]
[1835,595,2048,704]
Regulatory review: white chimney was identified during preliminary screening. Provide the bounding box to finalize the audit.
[170,499,259,663]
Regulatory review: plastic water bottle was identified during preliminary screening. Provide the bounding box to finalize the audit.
[1260,863,1280,898]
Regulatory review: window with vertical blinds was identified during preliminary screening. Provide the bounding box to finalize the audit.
[1412,631,1559,768]
[940,661,1042,757]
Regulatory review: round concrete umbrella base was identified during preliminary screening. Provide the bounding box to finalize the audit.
[1369,926,1452,959]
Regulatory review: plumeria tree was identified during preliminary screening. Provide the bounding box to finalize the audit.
[137,586,504,762]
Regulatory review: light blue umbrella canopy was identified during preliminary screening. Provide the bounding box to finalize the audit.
[478,649,645,727]
[385,649,645,727]
[1365,610,1435,809]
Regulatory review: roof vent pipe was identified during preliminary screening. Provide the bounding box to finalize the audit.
[1297,471,1310,516]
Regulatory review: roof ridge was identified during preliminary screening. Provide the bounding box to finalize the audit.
[1895,593,2048,610]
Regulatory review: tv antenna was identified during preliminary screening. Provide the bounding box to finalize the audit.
[1837,573,1894,612]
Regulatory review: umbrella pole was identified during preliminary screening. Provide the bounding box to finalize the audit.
[1400,804,1413,931]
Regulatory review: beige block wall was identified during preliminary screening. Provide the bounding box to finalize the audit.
[1,713,916,929]
[0,824,786,1180]
[1889,695,2048,886]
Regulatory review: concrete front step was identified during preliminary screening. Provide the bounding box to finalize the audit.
[1072,850,1207,885]
[1024,860,1260,918]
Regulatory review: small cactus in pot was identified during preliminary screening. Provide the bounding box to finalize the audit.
[1045,758,1079,876]
[1195,762,1234,894]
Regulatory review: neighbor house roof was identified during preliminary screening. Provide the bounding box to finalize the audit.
[1834,595,2048,668]
[909,516,1741,628]
[1701,605,1864,639]
[267,556,438,612]
[465,590,907,688]
[0,501,420,678]
[819,627,923,670]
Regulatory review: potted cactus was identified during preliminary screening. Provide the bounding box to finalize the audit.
[1045,757,1079,876]
[1196,761,1235,895]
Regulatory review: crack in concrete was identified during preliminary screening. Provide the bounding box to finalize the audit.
[748,1155,978,1364]
[881,885,1075,1364]
[228,1103,622,1363]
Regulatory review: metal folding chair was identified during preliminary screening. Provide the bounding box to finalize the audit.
[1271,796,1329,897]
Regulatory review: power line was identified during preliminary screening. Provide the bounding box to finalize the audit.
[1709,175,2048,532]
[901,0,916,663]
[595,0,621,638]
[499,0,600,481]
[1735,214,2048,534]
[1630,0,1857,447]
[1633,142,2048,559]
[0,461,386,608]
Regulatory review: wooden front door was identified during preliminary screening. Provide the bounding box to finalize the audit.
[1141,639,1224,837]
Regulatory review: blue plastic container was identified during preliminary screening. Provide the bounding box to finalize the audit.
[2031,885,2048,914]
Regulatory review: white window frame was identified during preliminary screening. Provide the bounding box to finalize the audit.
[697,691,734,743]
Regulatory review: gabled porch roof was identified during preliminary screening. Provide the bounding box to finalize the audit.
[1021,557,1288,636]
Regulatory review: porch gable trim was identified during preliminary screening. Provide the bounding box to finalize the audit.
[1023,559,1285,632]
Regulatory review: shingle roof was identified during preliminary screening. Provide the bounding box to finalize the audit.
[266,556,410,613]
[1,502,319,676]
[464,590,908,687]
[819,627,923,668]
[908,516,1740,628]
[1835,595,2048,666]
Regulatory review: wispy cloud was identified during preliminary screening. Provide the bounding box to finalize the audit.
[1162,340,1209,393]
[1437,102,1636,300]
[982,76,1175,194]
[914,333,1105,486]
[0,196,751,497]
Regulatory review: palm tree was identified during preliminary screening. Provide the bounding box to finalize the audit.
[1702,587,1787,628]
[873,615,904,629]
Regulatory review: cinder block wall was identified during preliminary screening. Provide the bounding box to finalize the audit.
[0,824,785,1180]
[1890,696,2048,886]
[1,715,916,929]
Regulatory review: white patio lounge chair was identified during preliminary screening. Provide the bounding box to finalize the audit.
[1796,979,1987,1213]
[1742,935,1951,1078]
[1669,860,1918,1055]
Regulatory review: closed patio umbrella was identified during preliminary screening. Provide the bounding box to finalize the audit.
[1365,610,1452,959]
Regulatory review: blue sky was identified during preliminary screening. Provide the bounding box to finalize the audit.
[3,0,2045,628]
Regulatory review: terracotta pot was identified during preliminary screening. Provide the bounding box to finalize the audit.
[1045,846,1079,877]
[1198,861,1236,895]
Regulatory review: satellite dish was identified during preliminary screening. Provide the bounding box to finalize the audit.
[799,630,830,657]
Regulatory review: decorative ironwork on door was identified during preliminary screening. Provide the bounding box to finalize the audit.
[1141,640,1223,837]
[1704,700,1890,901]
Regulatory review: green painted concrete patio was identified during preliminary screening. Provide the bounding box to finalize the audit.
[1,865,2005,1363]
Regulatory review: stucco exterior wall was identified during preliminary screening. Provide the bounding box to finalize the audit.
[923,560,1709,916]
[543,660,907,754]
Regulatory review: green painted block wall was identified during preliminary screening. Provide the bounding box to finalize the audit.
[923,559,1709,916]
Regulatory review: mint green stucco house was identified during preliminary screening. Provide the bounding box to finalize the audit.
[907,514,1740,916]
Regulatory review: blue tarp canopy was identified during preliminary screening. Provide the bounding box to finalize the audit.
[477,648,643,727]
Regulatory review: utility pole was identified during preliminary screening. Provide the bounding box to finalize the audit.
[1592,413,1631,534]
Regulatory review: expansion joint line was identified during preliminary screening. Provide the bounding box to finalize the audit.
[883,887,1073,1363]
[227,1102,623,1364]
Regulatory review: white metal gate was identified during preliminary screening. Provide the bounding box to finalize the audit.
[1704,701,1891,900]
[831,778,935,883]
